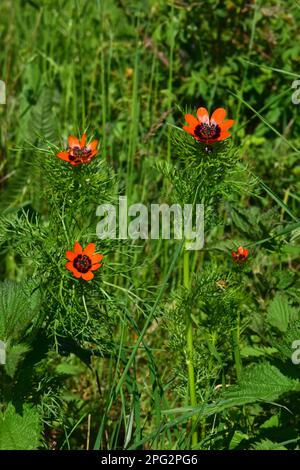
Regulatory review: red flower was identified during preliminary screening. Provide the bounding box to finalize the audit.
[232,246,249,263]
[65,242,103,281]
[183,107,234,144]
[57,134,98,166]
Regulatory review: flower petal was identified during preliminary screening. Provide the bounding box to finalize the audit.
[72,269,82,278]
[68,135,80,149]
[211,108,227,125]
[91,263,101,271]
[66,261,75,271]
[83,243,96,257]
[82,271,94,281]
[184,114,199,127]
[217,131,231,141]
[74,241,82,255]
[196,107,209,124]
[66,250,75,261]
[80,133,86,147]
[84,150,98,163]
[221,119,235,131]
[86,139,98,151]
[183,125,196,136]
[57,151,70,162]
[91,253,104,264]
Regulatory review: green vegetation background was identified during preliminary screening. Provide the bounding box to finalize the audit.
[0,0,300,451]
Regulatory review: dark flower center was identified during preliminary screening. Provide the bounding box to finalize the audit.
[234,252,247,262]
[194,123,221,140]
[73,254,92,273]
[69,146,92,163]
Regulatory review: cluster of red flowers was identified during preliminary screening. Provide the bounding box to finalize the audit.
[58,110,247,283]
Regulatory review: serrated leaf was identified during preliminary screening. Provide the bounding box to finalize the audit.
[0,404,42,450]
[138,363,300,449]
[164,364,299,417]
[227,363,299,402]
[0,280,41,342]
[240,345,277,358]
[252,439,287,450]
[5,343,30,378]
[267,294,294,332]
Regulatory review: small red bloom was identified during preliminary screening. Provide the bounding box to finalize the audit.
[57,134,99,166]
[183,107,234,144]
[65,241,103,281]
[232,246,249,263]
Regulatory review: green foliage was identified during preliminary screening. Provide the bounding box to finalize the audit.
[1,0,300,452]
[0,403,42,450]
[251,439,287,451]
[224,363,299,403]
[29,87,59,144]
[267,293,297,332]
[0,280,41,342]
[5,344,30,378]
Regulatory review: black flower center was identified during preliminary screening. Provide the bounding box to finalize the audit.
[194,123,221,140]
[73,254,92,273]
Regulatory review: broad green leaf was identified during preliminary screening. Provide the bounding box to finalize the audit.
[267,294,295,332]
[0,404,42,450]
[4,343,30,378]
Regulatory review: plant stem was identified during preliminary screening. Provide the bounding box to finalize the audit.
[232,311,242,381]
[183,249,198,446]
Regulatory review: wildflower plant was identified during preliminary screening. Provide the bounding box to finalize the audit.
[159,106,253,445]
[0,126,134,443]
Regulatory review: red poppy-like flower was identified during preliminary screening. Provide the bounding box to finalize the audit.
[57,134,98,166]
[65,241,103,281]
[183,107,234,144]
[232,246,249,263]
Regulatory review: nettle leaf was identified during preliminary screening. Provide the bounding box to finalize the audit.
[164,364,299,420]
[240,345,277,358]
[0,280,41,342]
[4,343,30,378]
[0,403,42,450]
[225,363,299,403]
[271,319,300,361]
[251,439,287,450]
[267,294,296,332]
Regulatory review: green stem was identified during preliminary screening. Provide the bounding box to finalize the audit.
[232,311,242,381]
[183,249,198,446]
